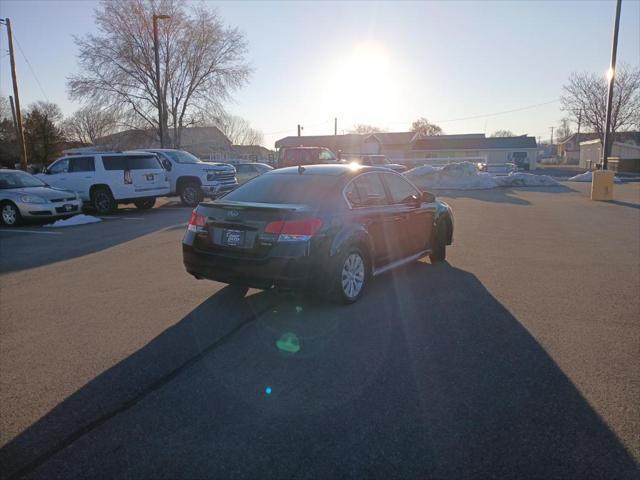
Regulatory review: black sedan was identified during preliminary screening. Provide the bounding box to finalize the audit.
[183,164,453,303]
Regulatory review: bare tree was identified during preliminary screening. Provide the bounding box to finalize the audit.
[560,65,640,145]
[555,117,573,142]
[410,117,443,137]
[349,124,386,134]
[63,106,118,144]
[68,0,250,148]
[213,114,264,145]
[490,129,516,137]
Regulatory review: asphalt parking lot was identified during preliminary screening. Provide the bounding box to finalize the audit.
[1,184,639,479]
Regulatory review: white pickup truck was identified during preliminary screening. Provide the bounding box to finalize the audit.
[139,149,237,207]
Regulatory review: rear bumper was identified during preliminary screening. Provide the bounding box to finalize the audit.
[183,243,317,289]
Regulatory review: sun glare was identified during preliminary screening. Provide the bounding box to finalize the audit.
[322,43,396,121]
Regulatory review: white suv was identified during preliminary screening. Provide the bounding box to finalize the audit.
[38,152,170,214]
[139,149,237,207]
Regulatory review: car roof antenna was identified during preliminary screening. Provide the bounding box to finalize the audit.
[298,165,305,174]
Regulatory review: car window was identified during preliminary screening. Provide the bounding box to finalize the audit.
[319,150,336,161]
[348,173,389,207]
[102,156,127,171]
[0,171,47,188]
[127,155,163,170]
[68,157,95,173]
[235,164,253,173]
[49,159,69,174]
[382,173,420,204]
[162,150,200,164]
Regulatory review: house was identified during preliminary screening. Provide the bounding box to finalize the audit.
[275,132,419,161]
[411,135,538,169]
[94,126,233,159]
[579,132,640,172]
[557,133,600,164]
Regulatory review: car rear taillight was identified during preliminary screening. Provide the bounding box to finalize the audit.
[264,218,322,242]
[188,210,207,233]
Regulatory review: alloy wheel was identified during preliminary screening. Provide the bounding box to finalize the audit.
[2,204,17,225]
[182,186,198,206]
[341,253,365,299]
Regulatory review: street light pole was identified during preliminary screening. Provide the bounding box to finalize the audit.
[601,0,622,170]
[153,14,170,148]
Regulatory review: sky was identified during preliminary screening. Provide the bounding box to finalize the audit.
[1,0,639,148]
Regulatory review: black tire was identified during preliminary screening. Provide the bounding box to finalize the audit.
[180,182,203,207]
[0,201,21,227]
[92,186,116,215]
[429,222,447,263]
[332,246,369,304]
[134,198,156,210]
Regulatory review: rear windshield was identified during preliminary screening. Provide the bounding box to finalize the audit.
[223,173,340,205]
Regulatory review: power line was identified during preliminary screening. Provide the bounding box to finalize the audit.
[12,30,49,102]
[382,98,560,127]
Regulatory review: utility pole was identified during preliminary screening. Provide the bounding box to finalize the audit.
[575,109,582,160]
[9,96,18,134]
[153,14,170,148]
[602,0,622,170]
[3,19,27,170]
[549,126,554,145]
[297,124,302,136]
[334,117,337,136]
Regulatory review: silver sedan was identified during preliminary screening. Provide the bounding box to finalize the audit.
[0,169,83,226]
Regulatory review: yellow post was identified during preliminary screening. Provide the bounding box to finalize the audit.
[591,170,615,201]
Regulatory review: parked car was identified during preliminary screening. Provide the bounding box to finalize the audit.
[276,147,338,169]
[234,162,273,185]
[340,154,408,173]
[38,152,170,214]
[0,169,82,226]
[139,149,237,207]
[183,164,454,304]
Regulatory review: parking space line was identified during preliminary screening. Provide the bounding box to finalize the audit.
[0,229,63,235]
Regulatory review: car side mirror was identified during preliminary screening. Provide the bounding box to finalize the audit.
[421,191,435,203]
[161,159,172,172]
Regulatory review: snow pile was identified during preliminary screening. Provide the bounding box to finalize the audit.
[406,162,497,190]
[405,161,561,190]
[568,171,622,183]
[44,214,102,228]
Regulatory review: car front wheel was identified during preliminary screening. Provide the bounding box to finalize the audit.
[429,223,447,263]
[180,183,203,207]
[334,246,368,304]
[0,201,21,226]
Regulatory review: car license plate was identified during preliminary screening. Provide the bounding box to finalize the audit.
[63,204,74,212]
[223,229,244,247]
[146,173,154,181]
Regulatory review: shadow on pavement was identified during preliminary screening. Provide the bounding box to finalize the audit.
[437,185,576,205]
[1,263,637,479]
[610,199,640,210]
[0,205,191,274]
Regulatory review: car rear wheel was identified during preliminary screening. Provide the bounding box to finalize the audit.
[180,183,203,207]
[429,222,447,263]
[334,247,368,304]
[92,187,116,215]
[134,198,156,210]
[0,201,21,226]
